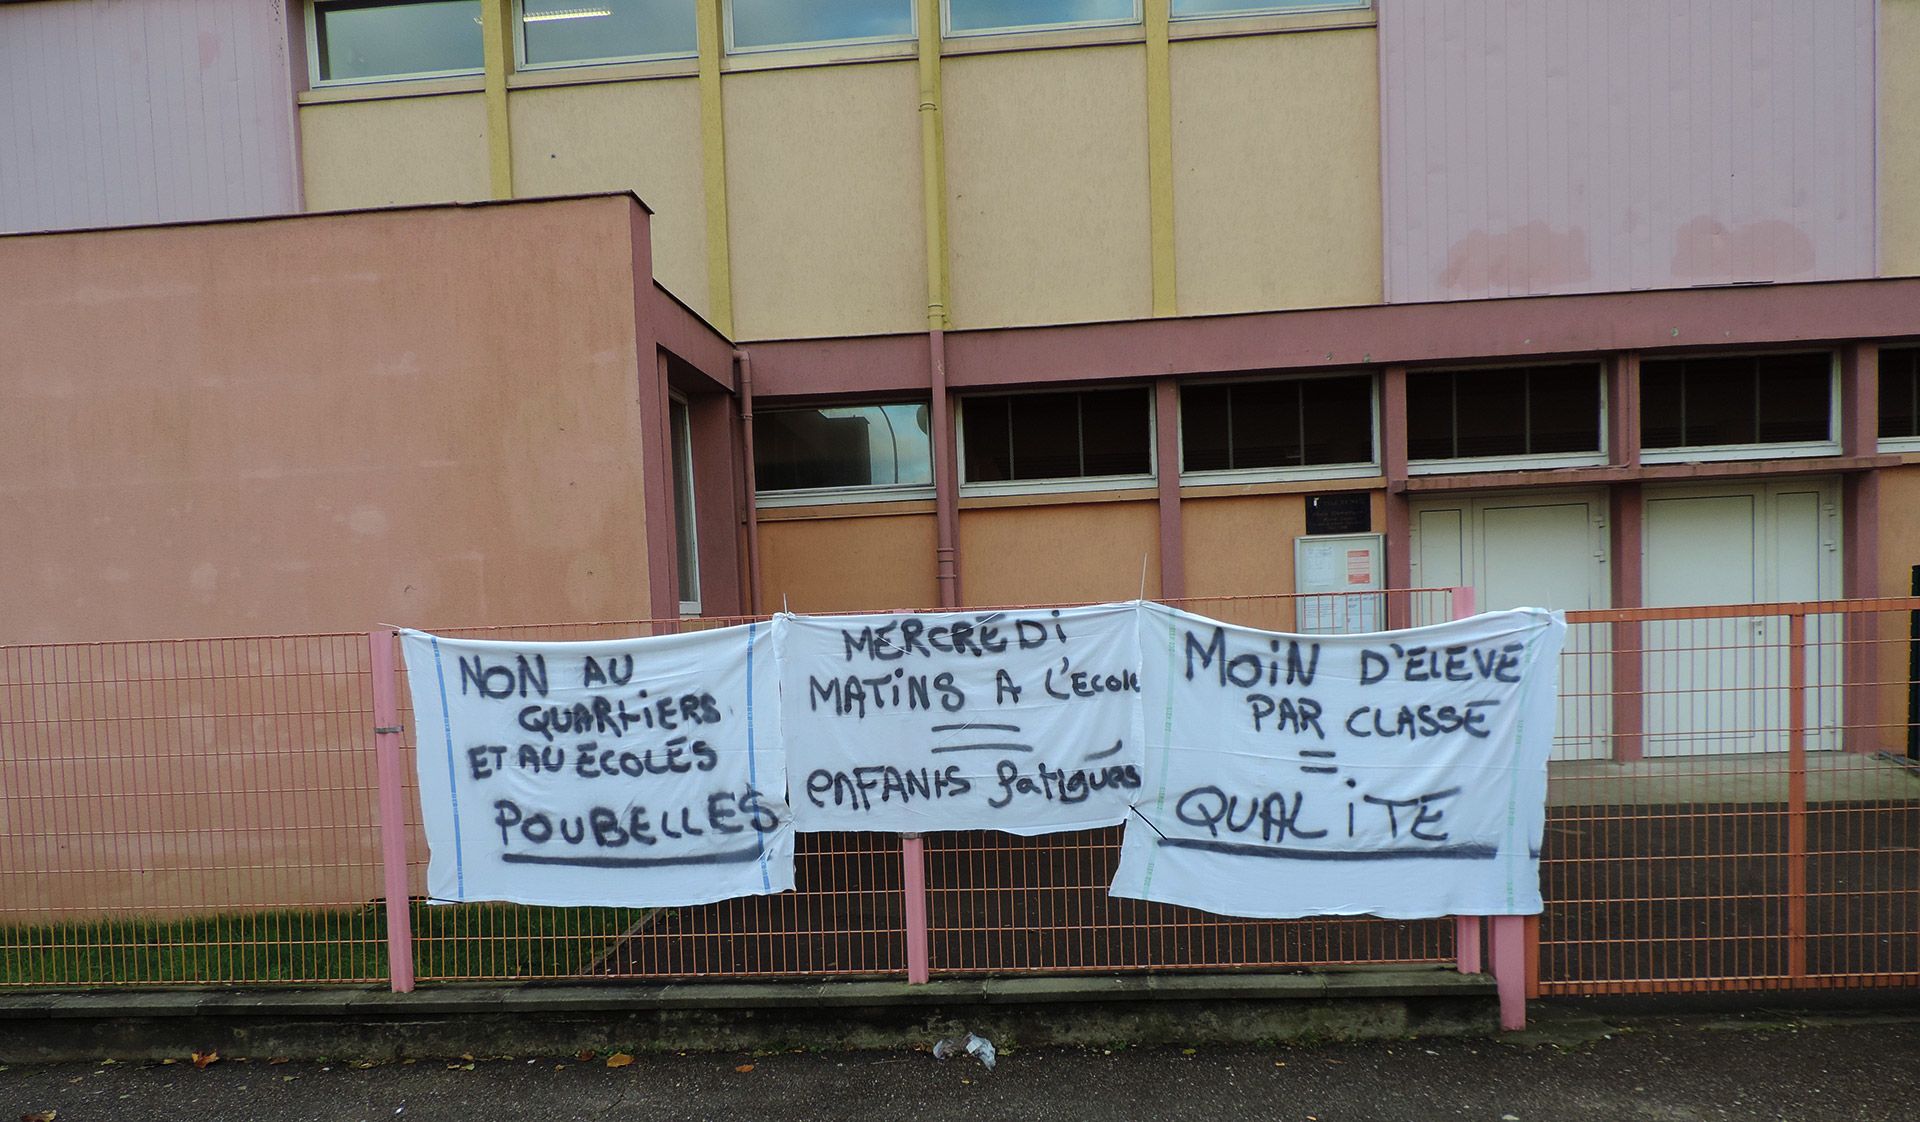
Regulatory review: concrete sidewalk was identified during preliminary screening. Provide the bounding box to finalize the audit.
[1,1007,1914,1122]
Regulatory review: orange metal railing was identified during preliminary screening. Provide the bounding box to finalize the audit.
[4,590,1914,998]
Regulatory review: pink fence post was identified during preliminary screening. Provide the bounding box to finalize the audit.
[1450,585,1478,621]
[902,835,930,983]
[367,629,416,994]
[1490,915,1527,1029]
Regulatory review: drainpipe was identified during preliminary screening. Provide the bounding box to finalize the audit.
[919,0,960,609]
[735,348,765,616]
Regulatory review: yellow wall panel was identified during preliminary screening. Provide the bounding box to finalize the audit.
[510,80,709,318]
[724,62,927,340]
[1884,0,1920,275]
[959,501,1159,605]
[1183,494,1308,600]
[1171,30,1383,314]
[300,95,490,211]
[945,46,1153,329]
[760,513,939,612]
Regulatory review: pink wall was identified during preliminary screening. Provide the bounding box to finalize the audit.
[0,0,301,235]
[1379,0,1878,303]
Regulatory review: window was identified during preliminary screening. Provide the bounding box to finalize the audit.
[670,399,699,614]
[1181,374,1373,476]
[1407,364,1602,466]
[1641,353,1833,453]
[961,388,1152,488]
[520,1,695,67]
[946,0,1138,37]
[754,403,934,500]
[1172,0,1369,19]
[311,0,483,84]
[727,0,914,52]
[1879,347,1920,443]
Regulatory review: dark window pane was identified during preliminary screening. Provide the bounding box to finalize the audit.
[1181,385,1233,473]
[523,0,695,65]
[755,404,931,491]
[1452,368,1528,458]
[1008,391,1082,479]
[670,402,698,606]
[1406,374,1454,460]
[962,397,1013,482]
[1078,389,1152,476]
[1754,353,1831,443]
[317,0,482,82]
[1640,360,1685,448]
[1527,366,1601,454]
[1677,357,1756,446]
[1882,348,1920,439]
[1298,376,1374,464]
[1229,380,1303,469]
[729,0,913,49]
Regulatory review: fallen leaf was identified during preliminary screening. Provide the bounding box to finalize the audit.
[160,1059,177,1066]
[575,1049,596,1062]
[605,1053,634,1069]
[446,1062,474,1072]
[1181,1048,1197,1056]
[21,1111,57,1122]
[1274,1061,1287,1068]
[191,1051,219,1069]
[960,1078,972,1085]
[268,1058,290,1066]
[98,1059,117,1066]
[554,1064,567,1072]
[734,1064,755,1074]
[458,1054,474,1062]
[282,1077,296,1083]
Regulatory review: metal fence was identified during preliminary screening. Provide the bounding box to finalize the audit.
[4,590,1916,1004]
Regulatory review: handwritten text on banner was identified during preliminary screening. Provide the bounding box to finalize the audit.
[1110,604,1565,919]
[777,604,1146,835]
[399,623,792,908]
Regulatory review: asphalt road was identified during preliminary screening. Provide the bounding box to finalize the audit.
[2,1011,1915,1122]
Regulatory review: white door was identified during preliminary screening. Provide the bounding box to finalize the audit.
[1410,491,1612,760]
[1641,480,1841,756]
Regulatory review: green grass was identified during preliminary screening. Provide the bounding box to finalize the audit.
[0,902,650,988]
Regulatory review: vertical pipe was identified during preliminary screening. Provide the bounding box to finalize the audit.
[1787,611,1809,983]
[1450,586,1480,976]
[1910,565,1919,761]
[902,834,930,984]
[480,0,514,200]
[735,350,764,616]
[1381,366,1411,628]
[1610,484,1646,763]
[367,630,415,994]
[1155,377,1184,600]
[1840,345,1880,753]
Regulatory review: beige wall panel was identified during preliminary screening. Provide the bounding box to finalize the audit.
[959,501,1159,605]
[300,94,490,210]
[1876,465,1920,741]
[1183,494,1308,600]
[512,80,709,316]
[1884,1,1920,275]
[0,197,653,643]
[724,62,926,340]
[1172,30,1382,315]
[945,46,1152,329]
[759,513,939,611]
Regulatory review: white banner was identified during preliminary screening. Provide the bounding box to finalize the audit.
[778,604,1146,835]
[399,623,792,908]
[1110,604,1565,919]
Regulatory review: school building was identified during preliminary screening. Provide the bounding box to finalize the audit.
[4,0,1920,759]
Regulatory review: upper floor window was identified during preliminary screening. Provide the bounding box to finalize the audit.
[670,399,700,615]
[1181,374,1374,478]
[520,1,696,67]
[727,0,914,52]
[1407,364,1603,471]
[1640,352,1833,458]
[1172,0,1369,20]
[754,403,935,503]
[1879,347,1920,445]
[961,388,1153,491]
[945,0,1138,37]
[311,0,483,84]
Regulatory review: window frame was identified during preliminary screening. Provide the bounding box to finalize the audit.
[942,0,1142,39]
[306,0,486,88]
[1406,361,1609,476]
[669,395,701,617]
[752,400,939,508]
[513,0,697,71]
[1177,371,1381,486]
[957,385,1158,497]
[1638,350,1841,465]
[723,0,918,55]
[1876,346,1920,454]
[1170,0,1369,23]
